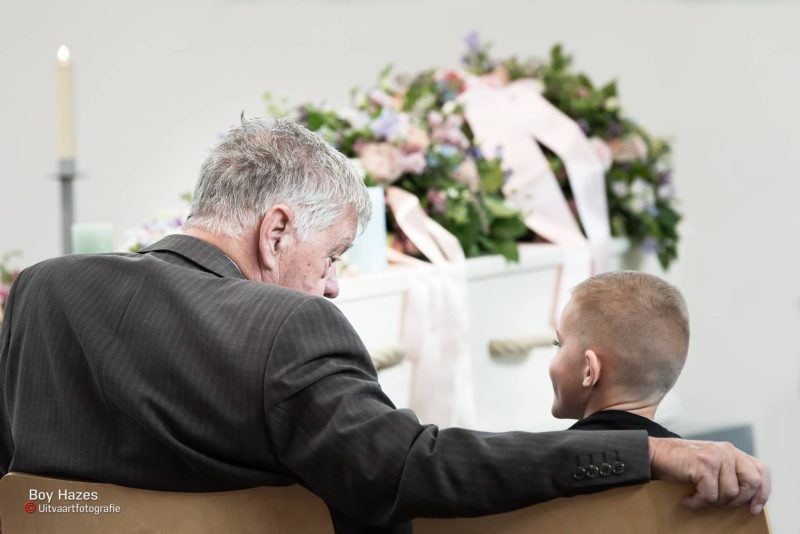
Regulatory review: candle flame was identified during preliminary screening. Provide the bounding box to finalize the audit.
[57,45,70,63]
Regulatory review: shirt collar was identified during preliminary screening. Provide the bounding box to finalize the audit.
[138,234,247,280]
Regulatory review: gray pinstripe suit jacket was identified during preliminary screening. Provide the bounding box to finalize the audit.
[0,234,649,528]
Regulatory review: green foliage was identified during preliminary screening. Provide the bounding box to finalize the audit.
[0,250,21,285]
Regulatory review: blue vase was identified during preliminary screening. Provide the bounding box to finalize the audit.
[347,186,388,273]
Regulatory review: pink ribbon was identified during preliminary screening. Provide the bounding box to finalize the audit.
[461,77,611,318]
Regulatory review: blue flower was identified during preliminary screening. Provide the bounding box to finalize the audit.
[435,144,458,158]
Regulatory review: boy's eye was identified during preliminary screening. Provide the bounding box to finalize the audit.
[552,338,561,347]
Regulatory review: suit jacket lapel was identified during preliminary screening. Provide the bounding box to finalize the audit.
[138,234,247,280]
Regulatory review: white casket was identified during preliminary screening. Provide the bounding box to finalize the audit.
[334,238,679,431]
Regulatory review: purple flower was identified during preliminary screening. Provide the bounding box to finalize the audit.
[659,170,672,185]
[608,121,623,137]
[639,238,658,254]
[468,146,484,161]
[465,31,481,54]
[370,109,401,140]
[503,169,513,183]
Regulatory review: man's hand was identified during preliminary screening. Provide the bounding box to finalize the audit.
[649,437,770,515]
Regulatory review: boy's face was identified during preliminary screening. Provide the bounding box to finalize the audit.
[549,299,590,419]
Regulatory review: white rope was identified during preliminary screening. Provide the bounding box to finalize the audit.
[488,334,554,359]
[370,345,405,371]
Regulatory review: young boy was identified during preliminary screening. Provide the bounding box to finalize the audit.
[549,271,688,438]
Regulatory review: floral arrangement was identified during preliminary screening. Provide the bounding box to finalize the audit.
[268,68,529,261]
[122,194,191,252]
[0,250,21,322]
[266,35,680,268]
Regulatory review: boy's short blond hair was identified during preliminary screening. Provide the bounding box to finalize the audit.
[570,271,689,402]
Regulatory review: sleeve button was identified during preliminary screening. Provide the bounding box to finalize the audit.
[586,464,599,478]
[599,462,612,476]
[572,466,587,480]
[612,461,626,475]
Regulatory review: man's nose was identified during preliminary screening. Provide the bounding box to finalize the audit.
[324,266,339,299]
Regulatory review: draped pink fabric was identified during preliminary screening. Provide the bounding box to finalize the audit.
[385,188,475,427]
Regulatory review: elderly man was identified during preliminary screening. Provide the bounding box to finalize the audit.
[0,117,769,532]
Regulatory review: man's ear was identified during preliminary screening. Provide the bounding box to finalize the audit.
[258,206,292,269]
[582,349,601,388]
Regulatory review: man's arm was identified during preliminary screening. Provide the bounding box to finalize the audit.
[649,437,771,515]
[0,272,22,475]
[264,297,650,525]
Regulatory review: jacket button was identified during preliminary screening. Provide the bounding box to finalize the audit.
[612,461,626,475]
[572,466,586,480]
[599,463,612,476]
[586,464,599,478]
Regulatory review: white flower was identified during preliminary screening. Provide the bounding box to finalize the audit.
[630,177,650,197]
[611,181,629,198]
[658,183,676,199]
[628,197,646,214]
[337,108,370,129]
[604,97,620,112]
[629,177,656,213]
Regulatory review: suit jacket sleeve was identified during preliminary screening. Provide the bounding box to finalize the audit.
[0,271,23,476]
[263,297,650,526]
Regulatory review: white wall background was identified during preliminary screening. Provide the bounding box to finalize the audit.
[1,0,798,530]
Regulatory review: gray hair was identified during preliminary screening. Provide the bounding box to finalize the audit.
[185,116,371,240]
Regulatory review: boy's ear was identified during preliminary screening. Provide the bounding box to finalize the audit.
[582,349,601,388]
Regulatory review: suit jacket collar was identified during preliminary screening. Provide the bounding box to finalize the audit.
[138,234,247,280]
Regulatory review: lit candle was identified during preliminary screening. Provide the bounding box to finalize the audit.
[56,45,75,160]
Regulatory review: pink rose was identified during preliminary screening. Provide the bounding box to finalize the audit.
[454,158,480,192]
[427,111,444,128]
[358,143,404,184]
[607,134,649,163]
[400,152,427,175]
[404,126,430,153]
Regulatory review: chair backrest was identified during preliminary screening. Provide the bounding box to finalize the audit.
[413,480,771,534]
[0,472,334,534]
[0,473,771,534]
